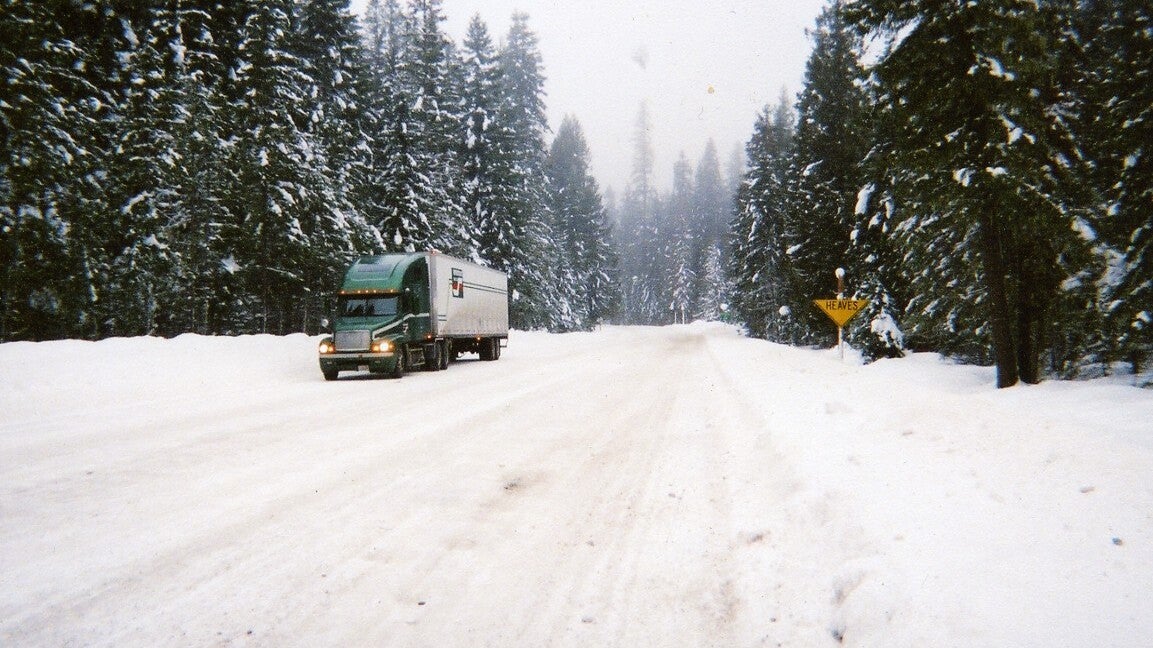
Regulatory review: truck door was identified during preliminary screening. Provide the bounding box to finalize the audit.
[402,259,430,337]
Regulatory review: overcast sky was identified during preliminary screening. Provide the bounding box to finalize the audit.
[351,0,830,195]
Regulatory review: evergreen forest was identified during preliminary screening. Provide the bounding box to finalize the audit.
[2,0,618,339]
[2,0,1149,387]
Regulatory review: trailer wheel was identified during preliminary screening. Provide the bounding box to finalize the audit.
[391,350,406,379]
[480,337,501,361]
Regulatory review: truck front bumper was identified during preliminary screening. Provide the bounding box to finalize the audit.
[319,351,398,374]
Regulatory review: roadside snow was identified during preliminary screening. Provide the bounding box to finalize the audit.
[1,324,1150,647]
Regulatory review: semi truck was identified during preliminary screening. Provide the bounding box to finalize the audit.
[318,251,509,380]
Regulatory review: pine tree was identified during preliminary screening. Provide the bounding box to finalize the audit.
[158,3,245,336]
[546,115,620,328]
[629,102,656,229]
[690,140,730,319]
[1081,1,1153,376]
[1,1,107,340]
[783,2,866,347]
[730,95,796,340]
[361,0,462,255]
[787,2,905,358]
[667,153,695,323]
[843,0,1095,386]
[399,0,467,254]
[848,159,909,359]
[358,0,406,250]
[297,0,383,328]
[223,0,331,333]
[617,102,662,324]
[295,0,381,271]
[494,12,570,330]
[457,14,501,265]
[698,244,730,322]
[93,5,182,337]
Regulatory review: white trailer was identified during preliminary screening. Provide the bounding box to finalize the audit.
[427,252,509,341]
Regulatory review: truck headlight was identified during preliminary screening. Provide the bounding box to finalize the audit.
[318,341,334,354]
[372,340,392,353]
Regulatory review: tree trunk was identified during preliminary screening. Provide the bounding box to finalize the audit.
[1015,266,1046,385]
[977,210,1019,388]
[1013,224,1051,385]
[1016,294,1043,384]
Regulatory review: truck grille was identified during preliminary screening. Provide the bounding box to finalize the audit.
[335,329,371,352]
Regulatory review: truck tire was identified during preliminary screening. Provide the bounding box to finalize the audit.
[424,343,441,372]
[439,340,450,370]
[481,337,501,361]
[391,349,406,379]
[323,369,339,381]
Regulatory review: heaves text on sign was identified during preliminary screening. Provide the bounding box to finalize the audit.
[813,299,868,328]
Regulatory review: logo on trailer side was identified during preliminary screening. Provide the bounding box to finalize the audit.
[451,268,464,298]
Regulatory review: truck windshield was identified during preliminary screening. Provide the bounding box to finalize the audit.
[339,295,399,318]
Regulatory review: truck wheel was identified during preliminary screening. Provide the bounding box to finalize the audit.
[323,369,339,381]
[424,343,441,371]
[391,350,406,379]
[481,337,500,361]
[439,340,450,370]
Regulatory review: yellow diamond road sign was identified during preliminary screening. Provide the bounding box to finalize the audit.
[814,298,869,328]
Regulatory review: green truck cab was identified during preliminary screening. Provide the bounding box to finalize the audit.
[318,252,509,380]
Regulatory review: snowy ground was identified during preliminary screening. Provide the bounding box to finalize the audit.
[2,323,1151,647]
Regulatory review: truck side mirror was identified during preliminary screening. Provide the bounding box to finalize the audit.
[320,318,330,330]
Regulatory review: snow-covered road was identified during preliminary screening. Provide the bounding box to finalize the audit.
[2,324,1151,646]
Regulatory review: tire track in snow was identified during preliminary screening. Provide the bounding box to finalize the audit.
[338,328,697,646]
[701,329,893,646]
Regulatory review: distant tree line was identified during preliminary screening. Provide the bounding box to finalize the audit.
[611,103,742,326]
[0,0,619,340]
[728,0,1151,386]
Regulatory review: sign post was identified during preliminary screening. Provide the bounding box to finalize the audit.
[813,268,868,360]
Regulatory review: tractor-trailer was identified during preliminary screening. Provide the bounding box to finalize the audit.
[318,252,509,380]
